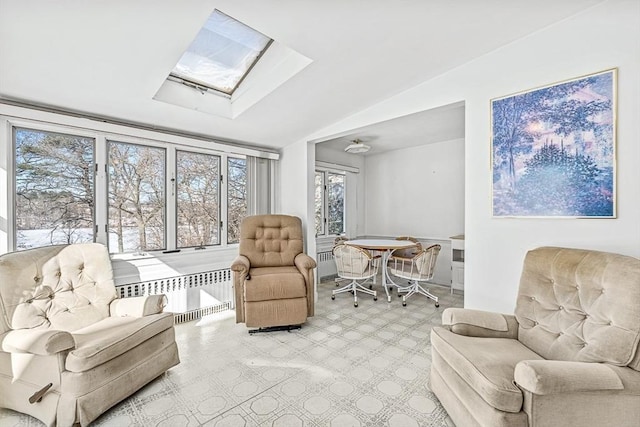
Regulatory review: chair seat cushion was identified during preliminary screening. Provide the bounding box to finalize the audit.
[66,312,174,372]
[245,266,306,302]
[431,326,545,413]
[388,265,424,280]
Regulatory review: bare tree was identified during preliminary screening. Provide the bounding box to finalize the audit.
[227,158,247,243]
[108,142,165,252]
[177,151,220,247]
[15,129,94,249]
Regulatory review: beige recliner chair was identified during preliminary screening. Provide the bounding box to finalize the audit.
[0,243,180,426]
[231,214,316,334]
[431,246,640,427]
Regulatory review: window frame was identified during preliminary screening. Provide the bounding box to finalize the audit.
[315,168,346,238]
[107,139,168,253]
[175,148,221,249]
[226,156,248,244]
[13,126,97,250]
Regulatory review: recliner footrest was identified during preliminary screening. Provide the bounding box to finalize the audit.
[248,325,301,335]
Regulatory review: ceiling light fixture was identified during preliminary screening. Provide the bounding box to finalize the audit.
[344,139,371,154]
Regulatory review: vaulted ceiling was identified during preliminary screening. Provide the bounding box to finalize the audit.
[0,0,604,151]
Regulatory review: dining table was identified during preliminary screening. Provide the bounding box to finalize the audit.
[345,238,417,302]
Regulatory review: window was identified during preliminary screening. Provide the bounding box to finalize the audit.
[227,157,247,244]
[108,141,166,253]
[170,10,272,95]
[176,150,220,248]
[315,170,345,237]
[314,172,324,236]
[14,128,94,250]
[9,120,262,254]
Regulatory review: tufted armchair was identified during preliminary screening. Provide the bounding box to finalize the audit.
[430,246,640,427]
[231,214,316,333]
[0,244,180,426]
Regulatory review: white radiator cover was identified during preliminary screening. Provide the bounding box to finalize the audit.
[317,250,337,280]
[116,269,234,324]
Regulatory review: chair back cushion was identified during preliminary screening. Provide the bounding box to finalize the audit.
[239,215,303,268]
[415,244,441,276]
[393,236,422,259]
[0,244,117,332]
[515,246,640,367]
[333,244,371,277]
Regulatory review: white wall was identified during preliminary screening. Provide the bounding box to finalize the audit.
[364,139,464,239]
[305,0,640,313]
[278,140,317,257]
[314,139,464,287]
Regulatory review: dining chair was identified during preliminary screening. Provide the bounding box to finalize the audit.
[332,237,349,287]
[387,244,441,307]
[334,236,349,245]
[332,244,379,307]
[389,236,422,261]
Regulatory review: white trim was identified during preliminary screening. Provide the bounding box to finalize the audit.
[0,102,280,159]
[315,160,359,174]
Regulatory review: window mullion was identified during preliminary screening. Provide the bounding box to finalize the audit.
[323,171,328,237]
[1,118,13,253]
[221,154,228,246]
[94,135,108,246]
[166,147,177,250]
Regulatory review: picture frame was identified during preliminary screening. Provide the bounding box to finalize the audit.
[491,69,617,218]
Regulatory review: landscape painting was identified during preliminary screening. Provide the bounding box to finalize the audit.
[491,69,616,217]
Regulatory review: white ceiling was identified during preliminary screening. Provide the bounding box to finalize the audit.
[317,101,465,155]
[0,0,604,151]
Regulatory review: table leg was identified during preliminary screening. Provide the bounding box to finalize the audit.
[382,250,392,302]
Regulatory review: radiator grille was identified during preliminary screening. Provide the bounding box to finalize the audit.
[317,250,337,279]
[173,302,232,324]
[116,269,233,324]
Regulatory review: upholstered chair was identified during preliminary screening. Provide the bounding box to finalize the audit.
[0,243,180,427]
[231,214,316,333]
[431,246,640,427]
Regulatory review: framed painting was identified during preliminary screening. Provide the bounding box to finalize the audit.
[491,69,616,218]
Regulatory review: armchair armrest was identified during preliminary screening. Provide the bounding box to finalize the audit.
[294,253,316,317]
[1,329,75,355]
[231,255,251,323]
[110,294,167,317]
[515,360,624,394]
[231,255,251,276]
[442,308,518,339]
[294,253,317,272]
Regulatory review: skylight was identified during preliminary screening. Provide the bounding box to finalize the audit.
[170,10,272,95]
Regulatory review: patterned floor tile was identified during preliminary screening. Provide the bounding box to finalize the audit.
[0,280,462,427]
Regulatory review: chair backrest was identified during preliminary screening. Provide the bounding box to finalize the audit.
[0,244,117,333]
[239,215,304,268]
[393,236,422,259]
[333,244,377,279]
[414,244,441,277]
[389,244,440,280]
[334,236,349,245]
[515,246,640,369]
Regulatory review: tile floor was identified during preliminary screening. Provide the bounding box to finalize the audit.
[0,280,463,427]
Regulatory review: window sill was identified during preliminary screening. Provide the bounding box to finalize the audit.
[111,245,239,286]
